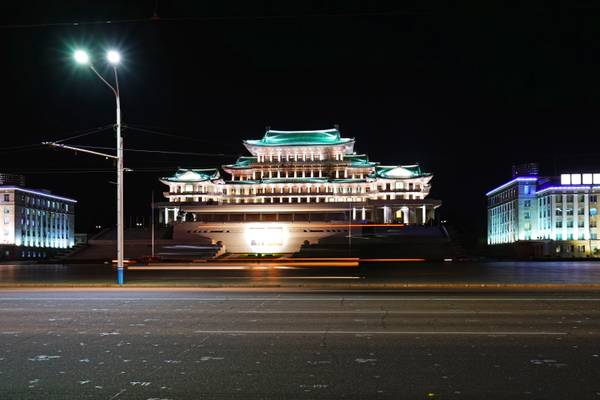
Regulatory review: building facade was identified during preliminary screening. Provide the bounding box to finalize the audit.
[158,128,441,253]
[0,186,76,259]
[487,169,600,257]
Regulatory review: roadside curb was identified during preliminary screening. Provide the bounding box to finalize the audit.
[1,283,600,290]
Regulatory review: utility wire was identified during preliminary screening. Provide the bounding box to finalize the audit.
[54,124,115,144]
[0,10,422,29]
[124,124,241,149]
[76,145,234,157]
[0,144,43,151]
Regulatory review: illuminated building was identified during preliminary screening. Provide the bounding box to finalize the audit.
[0,186,76,259]
[487,166,600,257]
[158,128,441,253]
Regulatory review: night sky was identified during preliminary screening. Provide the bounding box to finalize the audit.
[2,1,600,249]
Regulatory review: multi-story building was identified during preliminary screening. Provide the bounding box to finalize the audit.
[158,128,441,253]
[0,185,76,259]
[487,166,600,257]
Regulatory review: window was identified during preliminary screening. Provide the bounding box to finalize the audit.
[567,221,573,228]
[3,194,9,202]
[590,195,597,203]
[556,221,562,228]
[524,200,531,207]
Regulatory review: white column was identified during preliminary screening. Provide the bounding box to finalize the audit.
[551,195,557,240]
[574,193,579,240]
[361,207,366,220]
[164,208,169,224]
[402,207,409,224]
[383,206,391,224]
[584,193,590,240]
[562,194,567,239]
[422,205,426,225]
[352,207,356,220]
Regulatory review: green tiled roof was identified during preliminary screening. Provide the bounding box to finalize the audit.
[161,168,220,182]
[225,177,368,185]
[346,154,378,168]
[222,156,257,169]
[262,178,329,184]
[244,129,353,147]
[374,165,430,179]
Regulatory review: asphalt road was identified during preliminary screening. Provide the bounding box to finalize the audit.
[0,289,599,399]
[2,260,600,286]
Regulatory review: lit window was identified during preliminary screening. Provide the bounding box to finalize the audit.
[583,174,593,184]
[561,174,571,185]
[571,174,582,185]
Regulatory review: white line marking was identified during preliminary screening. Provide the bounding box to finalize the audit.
[192,330,568,336]
[233,310,513,315]
[0,297,599,301]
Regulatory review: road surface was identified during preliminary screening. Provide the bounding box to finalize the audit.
[2,260,600,286]
[0,289,599,399]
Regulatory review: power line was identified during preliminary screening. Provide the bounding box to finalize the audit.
[124,124,241,149]
[53,124,115,144]
[76,145,235,157]
[0,10,423,29]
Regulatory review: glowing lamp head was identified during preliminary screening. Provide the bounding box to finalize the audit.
[106,50,121,65]
[74,50,90,65]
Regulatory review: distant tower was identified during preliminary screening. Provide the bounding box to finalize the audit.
[0,173,25,187]
[512,163,539,178]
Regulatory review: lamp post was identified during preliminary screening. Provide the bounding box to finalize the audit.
[74,49,125,285]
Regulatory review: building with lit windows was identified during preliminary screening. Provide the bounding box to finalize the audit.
[158,128,441,253]
[0,185,76,259]
[487,166,600,257]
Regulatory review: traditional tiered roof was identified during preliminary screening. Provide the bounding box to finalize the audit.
[345,154,379,168]
[160,169,220,183]
[243,128,354,147]
[222,157,258,170]
[374,165,431,179]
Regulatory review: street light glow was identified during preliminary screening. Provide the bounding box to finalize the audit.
[74,50,90,64]
[106,50,121,65]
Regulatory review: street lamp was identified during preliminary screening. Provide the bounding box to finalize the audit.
[72,48,125,286]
